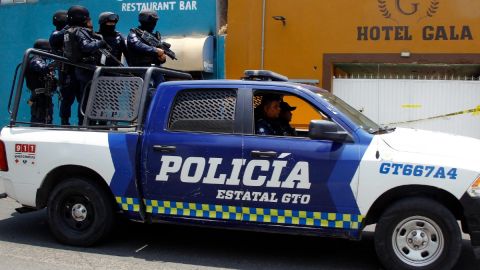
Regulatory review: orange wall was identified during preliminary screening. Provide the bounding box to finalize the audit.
[226,0,480,84]
[283,95,323,129]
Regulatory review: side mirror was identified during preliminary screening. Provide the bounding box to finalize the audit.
[309,120,353,143]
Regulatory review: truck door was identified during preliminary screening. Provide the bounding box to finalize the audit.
[142,86,245,221]
[238,88,364,232]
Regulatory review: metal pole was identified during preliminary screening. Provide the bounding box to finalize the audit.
[261,0,266,69]
[10,49,33,125]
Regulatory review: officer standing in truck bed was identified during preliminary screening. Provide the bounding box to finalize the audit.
[63,5,108,125]
[126,10,166,67]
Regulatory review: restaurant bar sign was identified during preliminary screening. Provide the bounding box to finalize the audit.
[357,0,474,41]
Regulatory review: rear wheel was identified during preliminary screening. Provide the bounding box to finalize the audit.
[47,177,115,246]
[374,197,462,270]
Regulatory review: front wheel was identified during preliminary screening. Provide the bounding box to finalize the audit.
[374,197,462,270]
[47,177,115,246]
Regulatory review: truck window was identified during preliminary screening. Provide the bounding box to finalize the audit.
[168,89,237,134]
[253,92,328,137]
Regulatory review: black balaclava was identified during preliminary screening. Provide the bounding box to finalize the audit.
[138,10,159,33]
[98,12,119,36]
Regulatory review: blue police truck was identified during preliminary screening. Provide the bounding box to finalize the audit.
[1,49,480,270]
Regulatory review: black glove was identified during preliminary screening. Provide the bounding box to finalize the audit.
[98,40,108,48]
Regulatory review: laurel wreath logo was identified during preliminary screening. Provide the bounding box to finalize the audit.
[426,0,439,17]
[378,0,392,19]
[419,0,440,22]
[377,0,399,23]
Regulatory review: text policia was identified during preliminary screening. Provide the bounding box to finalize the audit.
[156,155,312,205]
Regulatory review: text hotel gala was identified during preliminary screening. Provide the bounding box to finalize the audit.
[226,0,480,139]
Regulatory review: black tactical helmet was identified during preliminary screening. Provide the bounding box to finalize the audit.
[52,10,68,30]
[138,10,159,24]
[67,5,90,26]
[33,39,52,51]
[98,11,119,25]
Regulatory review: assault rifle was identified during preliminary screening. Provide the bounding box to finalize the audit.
[135,29,177,60]
[33,71,57,96]
[79,28,125,67]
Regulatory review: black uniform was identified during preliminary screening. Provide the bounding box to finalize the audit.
[51,26,83,125]
[97,12,127,66]
[51,26,82,126]
[126,10,165,67]
[278,102,297,136]
[26,40,56,125]
[64,5,107,125]
[256,118,283,136]
[278,120,297,136]
[50,10,68,54]
[97,31,127,66]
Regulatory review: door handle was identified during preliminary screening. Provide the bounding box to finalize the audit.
[153,145,177,153]
[250,150,277,158]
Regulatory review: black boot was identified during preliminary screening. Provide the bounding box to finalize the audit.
[61,118,70,125]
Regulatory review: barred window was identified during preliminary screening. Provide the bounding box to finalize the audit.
[86,76,144,122]
[168,89,237,133]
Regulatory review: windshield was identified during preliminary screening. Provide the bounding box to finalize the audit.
[306,87,382,133]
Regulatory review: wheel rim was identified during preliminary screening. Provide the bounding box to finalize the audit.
[392,216,444,267]
[60,194,95,232]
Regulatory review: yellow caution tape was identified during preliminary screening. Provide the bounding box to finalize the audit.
[389,105,480,125]
[401,104,422,109]
[472,105,480,116]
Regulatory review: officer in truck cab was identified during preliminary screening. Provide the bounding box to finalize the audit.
[126,10,166,67]
[255,94,284,136]
[278,101,297,136]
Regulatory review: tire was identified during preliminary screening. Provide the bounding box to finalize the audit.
[374,197,462,270]
[47,177,115,246]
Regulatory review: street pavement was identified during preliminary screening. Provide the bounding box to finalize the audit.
[0,197,478,270]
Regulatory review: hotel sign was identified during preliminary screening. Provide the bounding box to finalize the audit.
[357,0,473,41]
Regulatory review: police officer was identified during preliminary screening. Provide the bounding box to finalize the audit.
[49,10,68,54]
[255,95,283,136]
[96,12,127,66]
[126,10,166,67]
[278,101,297,136]
[26,39,56,126]
[49,10,81,126]
[64,5,108,125]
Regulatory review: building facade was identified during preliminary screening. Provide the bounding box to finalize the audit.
[226,0,480,138]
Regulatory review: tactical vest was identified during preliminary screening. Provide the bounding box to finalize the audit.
[25,57,46,91]
[63,27,81,63]
[127,28,160,67]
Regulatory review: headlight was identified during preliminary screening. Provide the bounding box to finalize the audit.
[468,176,480,197]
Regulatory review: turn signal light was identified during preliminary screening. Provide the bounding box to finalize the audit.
[0,140,8,172]
[468,176,480,197]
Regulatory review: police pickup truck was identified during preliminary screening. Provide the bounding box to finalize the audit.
[0,49,479,270]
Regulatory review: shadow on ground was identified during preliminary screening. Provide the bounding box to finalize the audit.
[0,207,477,270]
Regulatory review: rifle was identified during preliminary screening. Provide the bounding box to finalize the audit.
[79,28,125,67]
[34,72,57,96]
[135,29,177,60]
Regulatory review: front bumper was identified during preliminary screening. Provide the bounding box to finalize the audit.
[460,194,480,246]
